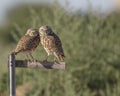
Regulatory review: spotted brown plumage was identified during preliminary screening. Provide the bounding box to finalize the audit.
[11,28,40,60]
[39,25,65,62]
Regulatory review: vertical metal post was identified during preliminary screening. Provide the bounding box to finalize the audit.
[8,54,16,96]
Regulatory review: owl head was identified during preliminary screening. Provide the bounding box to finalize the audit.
[26,28,39,36]
[39,25,53,36]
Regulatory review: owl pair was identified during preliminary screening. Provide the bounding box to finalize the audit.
[11,25,65,63]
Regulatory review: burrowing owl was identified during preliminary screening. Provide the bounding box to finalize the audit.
[39,25,65,62]
[11,28,40,61]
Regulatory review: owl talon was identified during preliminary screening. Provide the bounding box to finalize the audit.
[32,59,37,62]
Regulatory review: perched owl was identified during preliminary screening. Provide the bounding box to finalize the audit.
[11,28,40,61]
[39,25,65,62]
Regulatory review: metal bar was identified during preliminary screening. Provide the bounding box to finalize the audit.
[8,54,16,96]
[15,60,66,70]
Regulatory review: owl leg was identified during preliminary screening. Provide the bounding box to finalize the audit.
[25,54,31,61]
[29,54,35,62]
[54,57,58,62]
[53,52,60,63]
[45,56,48,61]
[43,55,48,62]
[43,53,50,62]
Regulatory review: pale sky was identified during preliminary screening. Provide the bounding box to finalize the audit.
[0,0,115,25]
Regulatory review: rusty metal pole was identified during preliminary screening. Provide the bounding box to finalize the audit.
[8,54,16,96]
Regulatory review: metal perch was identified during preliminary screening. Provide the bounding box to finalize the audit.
[8,54,66,96]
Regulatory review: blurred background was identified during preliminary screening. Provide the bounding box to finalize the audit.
[0,0,120,96]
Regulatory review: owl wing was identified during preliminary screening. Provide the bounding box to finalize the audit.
[53,33,65,58]
[43,36,56,52]
[13,35,39,54]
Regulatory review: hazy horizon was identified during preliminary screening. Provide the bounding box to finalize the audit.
[0,0,114,26]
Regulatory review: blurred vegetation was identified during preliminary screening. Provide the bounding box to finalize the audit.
[0,2,120,96]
